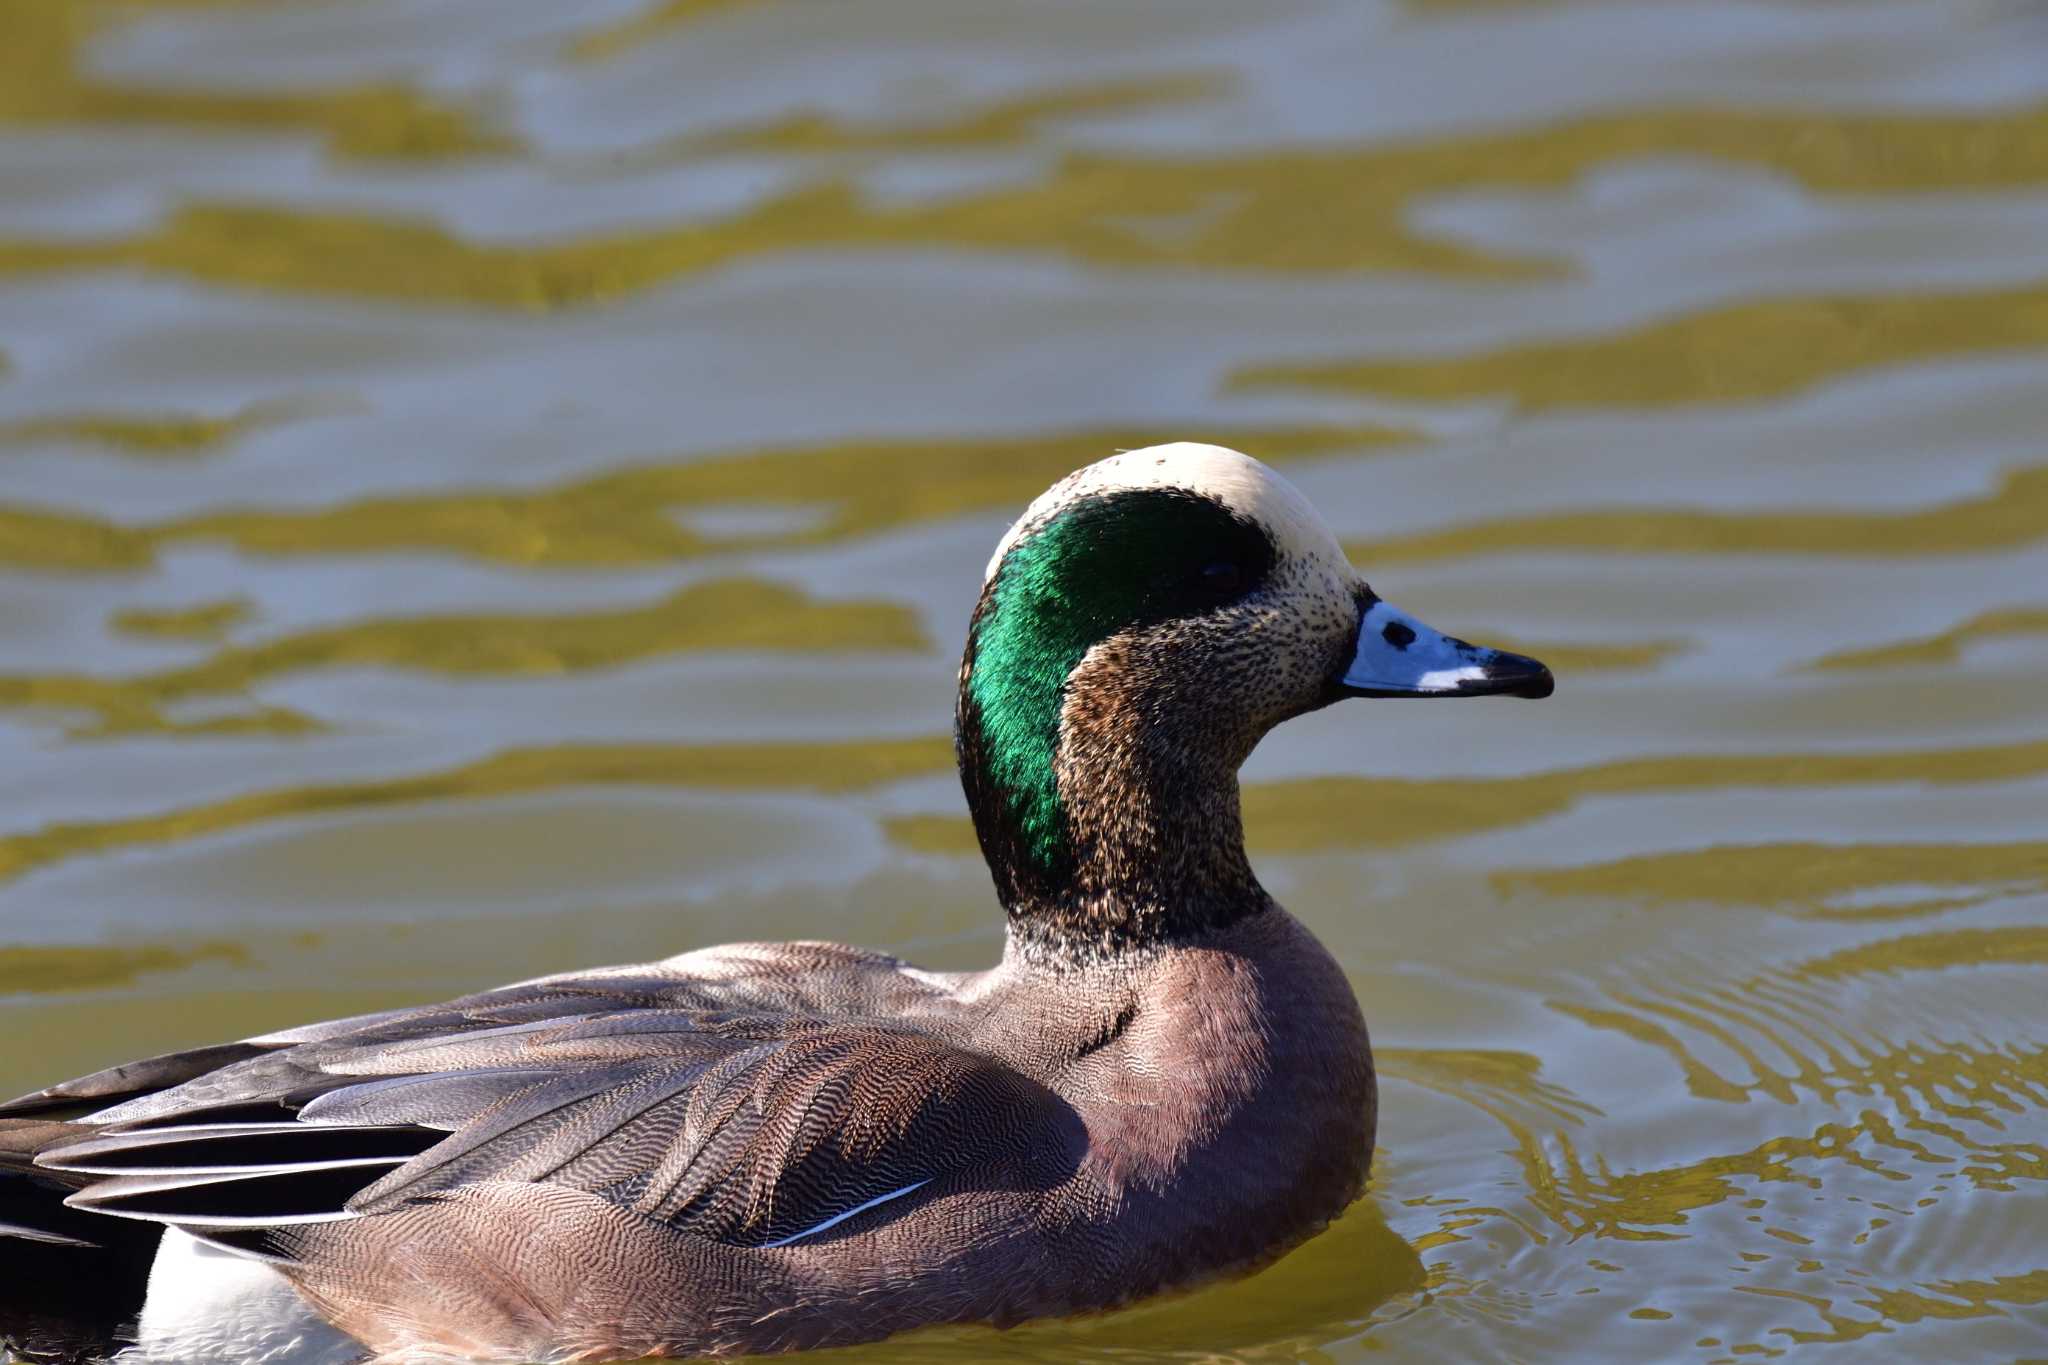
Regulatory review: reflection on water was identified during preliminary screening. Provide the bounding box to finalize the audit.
[0,940,247,995]
[1811,606,2048,672]
[3,578,926,736]
[0,425,1413,570]
[0,0,510,160]
[1237,279,2048,408]
[1498,841,2048,920]
[1344,462,2048,563]
[0,401,310,457]
[3,0,2047,1362]
[0,735,955,885]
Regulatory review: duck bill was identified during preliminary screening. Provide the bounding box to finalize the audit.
[1339,597,1554,700]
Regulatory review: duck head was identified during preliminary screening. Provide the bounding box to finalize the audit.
[959,442,1551,960]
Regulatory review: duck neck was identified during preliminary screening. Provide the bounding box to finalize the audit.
[958,635,1271,963]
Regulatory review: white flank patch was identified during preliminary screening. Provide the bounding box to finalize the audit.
[122,1229,367,1365]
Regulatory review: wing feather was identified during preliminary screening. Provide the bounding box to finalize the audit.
[15,949,1078,1257]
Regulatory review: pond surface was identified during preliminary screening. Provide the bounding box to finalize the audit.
[3,0,2047,1360]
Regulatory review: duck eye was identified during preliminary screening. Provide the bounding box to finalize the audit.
[1199,561,1244,594]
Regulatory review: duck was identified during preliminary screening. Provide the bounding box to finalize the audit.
[0,443,1552,1365]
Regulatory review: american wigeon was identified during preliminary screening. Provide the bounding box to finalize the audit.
[0,444,1551,1364]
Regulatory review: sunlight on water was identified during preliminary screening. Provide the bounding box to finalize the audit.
[0,0,511,160]
[2,578,926,736]
[2,0,2046,1361]
[1237,280,2048,408]
[0,426,1415,571]
[1344,462,2048,563]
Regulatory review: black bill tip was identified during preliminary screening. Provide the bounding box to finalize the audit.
[1465,649,1554,699]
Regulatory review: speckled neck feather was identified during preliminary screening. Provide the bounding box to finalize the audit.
[956,488,1279,959]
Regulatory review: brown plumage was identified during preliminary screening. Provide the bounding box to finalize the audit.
[0,444,1549,1363]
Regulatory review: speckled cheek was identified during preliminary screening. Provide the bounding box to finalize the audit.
[1248,555,1362,713]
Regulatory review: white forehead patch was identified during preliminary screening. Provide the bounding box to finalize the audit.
[985,442,1349,582]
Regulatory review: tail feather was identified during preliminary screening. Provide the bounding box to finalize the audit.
[1,1119,158,1364]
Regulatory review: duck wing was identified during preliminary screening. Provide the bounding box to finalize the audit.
[0,940,924,1123]
[9,947,1075,1258]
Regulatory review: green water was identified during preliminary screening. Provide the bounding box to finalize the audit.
[2,0,2046,1360]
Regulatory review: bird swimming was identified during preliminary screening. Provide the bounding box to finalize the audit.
[0,442,1552,1363]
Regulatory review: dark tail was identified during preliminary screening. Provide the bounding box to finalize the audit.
[0,1119,157,1364]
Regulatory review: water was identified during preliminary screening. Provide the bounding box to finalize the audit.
[2,0,2046,1360]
